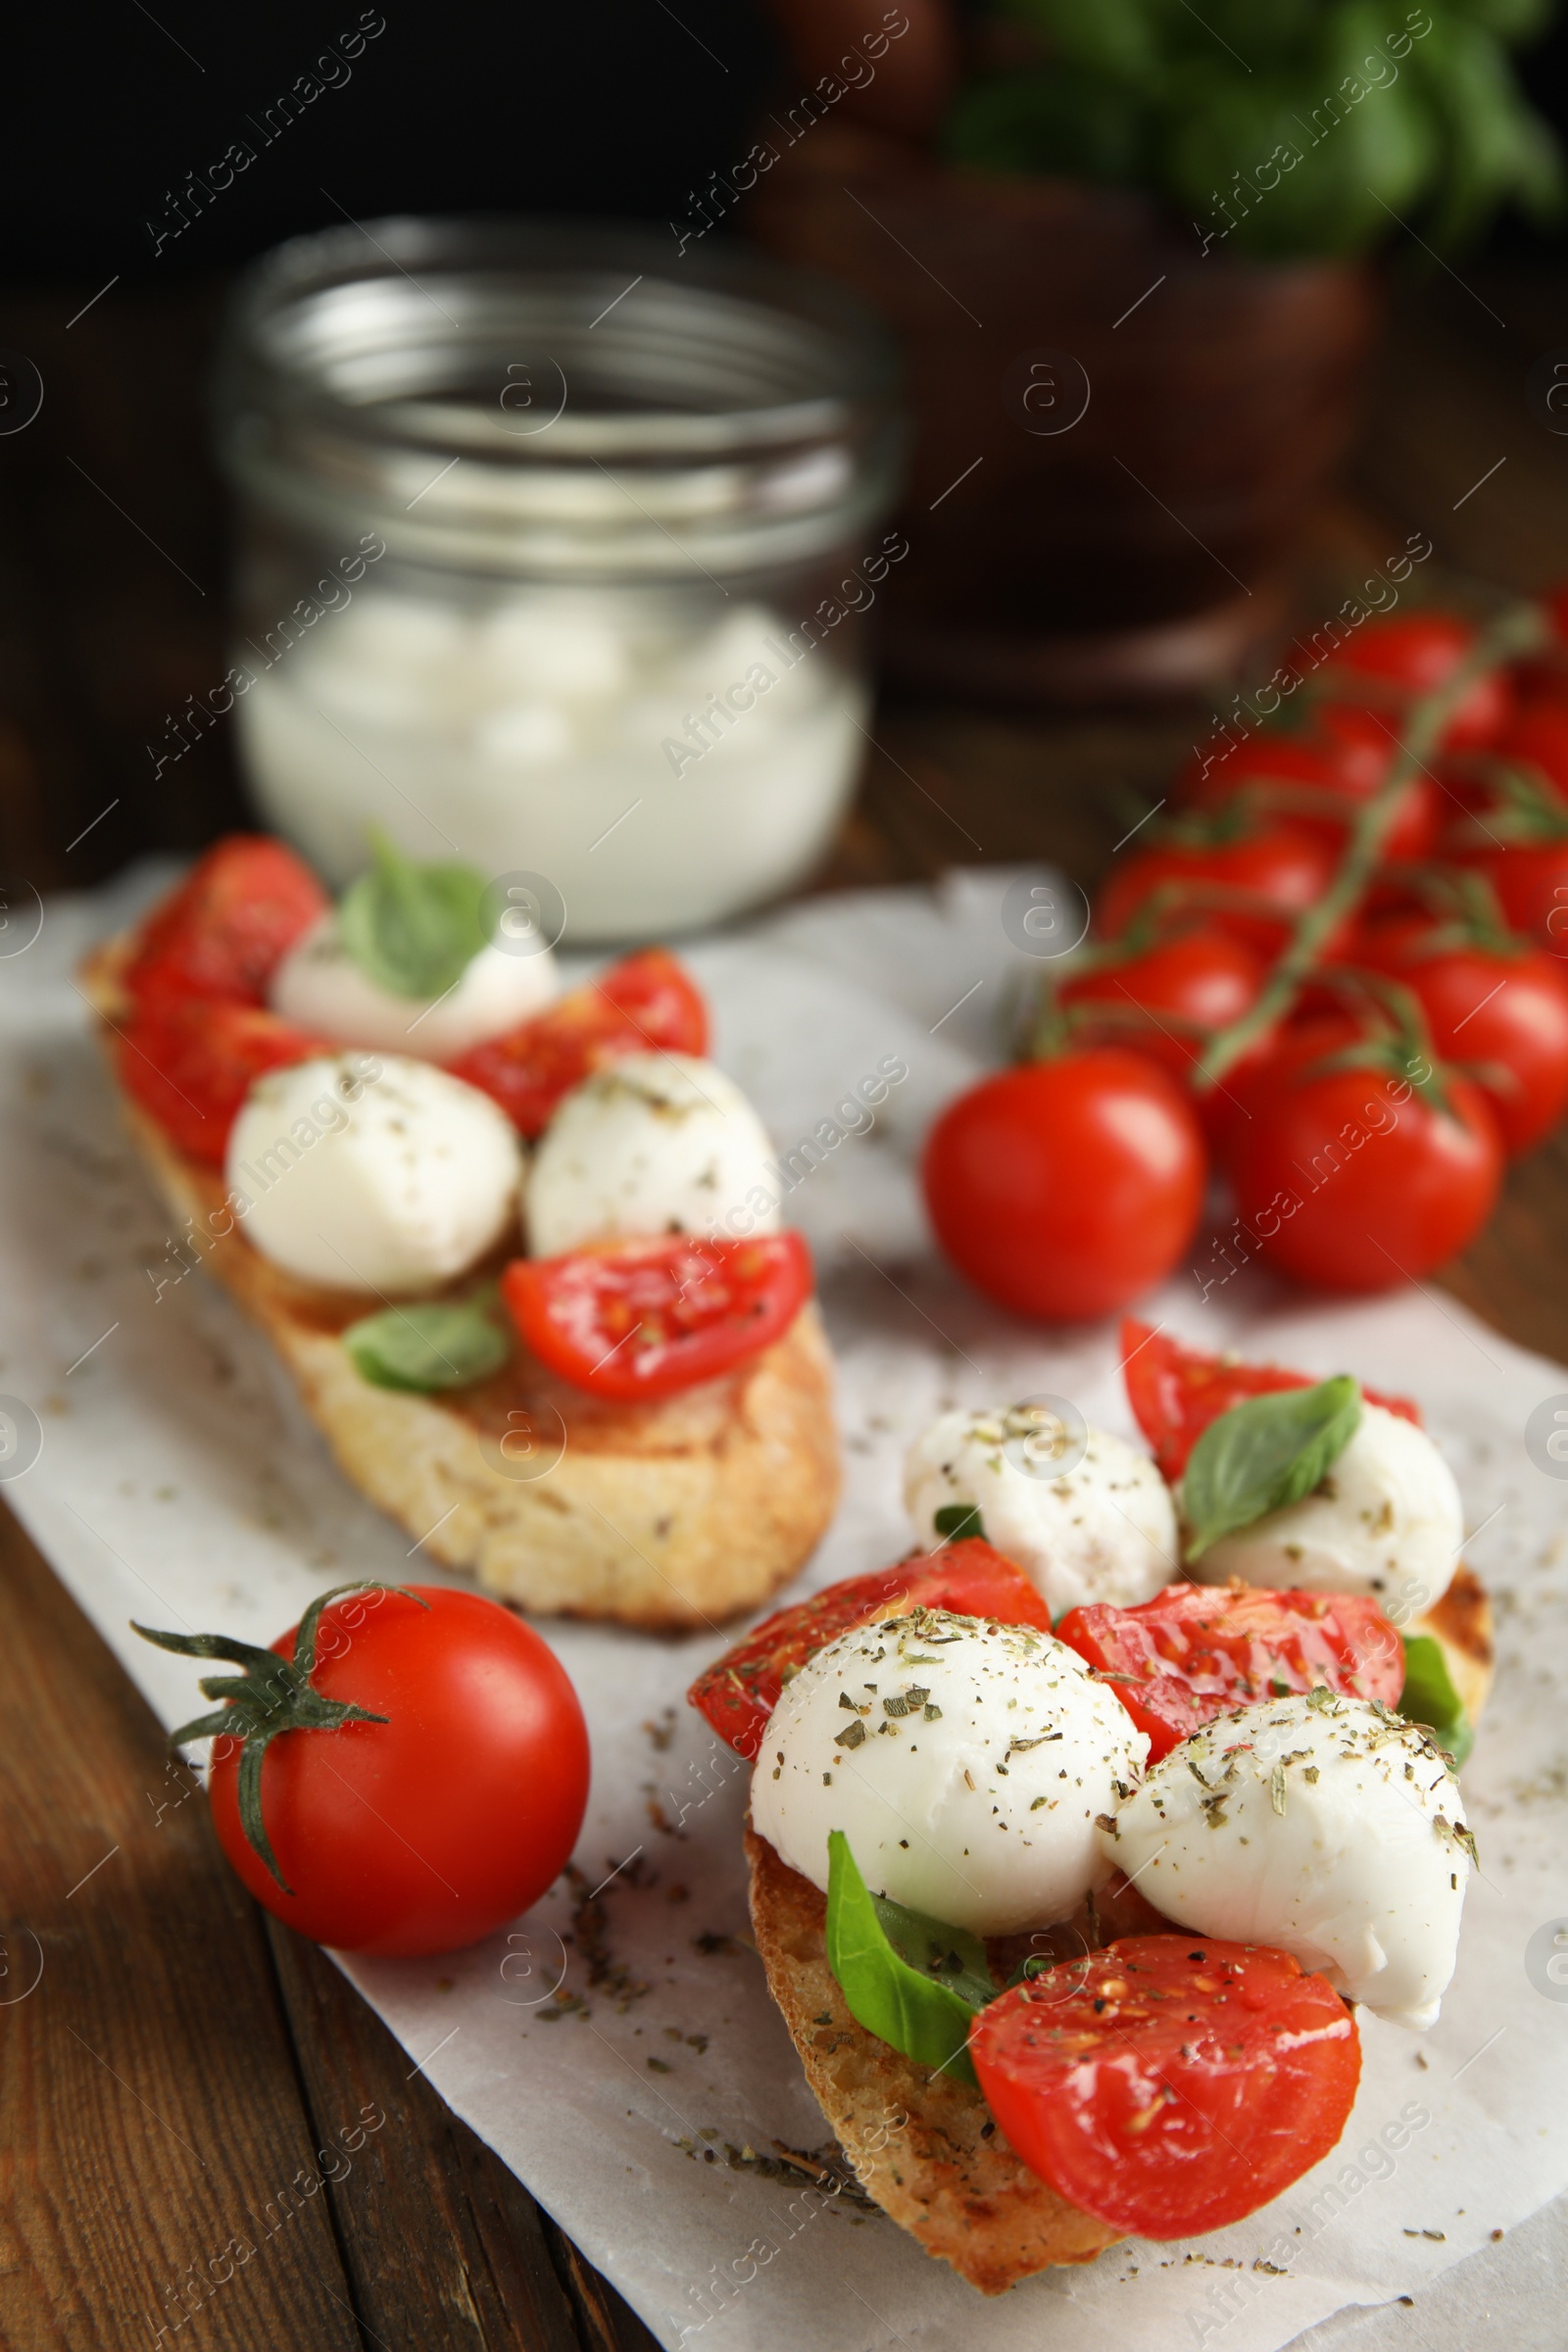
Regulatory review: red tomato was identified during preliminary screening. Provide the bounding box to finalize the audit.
[502,1231,812,1401]
[1059,929,1264,1079]
[124,835,327,1007]
[449,949,708,1135]
[1497,700,1568,803]
[1466,842,1568,961]
[1227,1044,1502,1291]
[687,1539,1054,1758]
[207,1586,590,1955]
[116,994,333,1164]
[1097,824,1339,952]
[969,1937,1359,2239]
[1357,914,1568,1153]
[1120,1318,1419,1483]
[1054,1585,1404,1762]
[922,1051,1207,1321]
[1175,705,1437,860]
[1324,613,1511,750]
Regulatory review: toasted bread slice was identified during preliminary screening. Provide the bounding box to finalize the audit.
[744,1825,1121,2294]
[83,943,840,1628]
[1410,1564,1494,1730]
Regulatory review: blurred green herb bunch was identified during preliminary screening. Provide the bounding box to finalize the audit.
[944,0,1564,257]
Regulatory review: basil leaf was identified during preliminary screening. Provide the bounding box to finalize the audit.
[1181,1376,1362,1562]
[824,1832,987,2085]
[345,1297,510,1394]
[339,830,490,1000]
[1396,1633,1474,1768]
[933,1501,986,1544]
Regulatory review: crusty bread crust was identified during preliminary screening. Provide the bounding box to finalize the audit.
[1412,1563,1493,1728]
[83,939,841,1628]
[744,1826,1121,2294]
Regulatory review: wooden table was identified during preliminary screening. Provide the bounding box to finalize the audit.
[3,261,1567,2352]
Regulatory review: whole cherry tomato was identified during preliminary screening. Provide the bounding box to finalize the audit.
[1227,1035,1503,1291]
[970,1937,1360,2239]
[1357,913,1568,1152]
[1097,823,1339,953]
[1059,927,1264,1076]
[921,1050,1207,1320]
[1497,699,1568,803]
[1462,842,1568,961]
[1324,612,1511,750]
[1175,705,1437,860]
[140,1584,591,1956]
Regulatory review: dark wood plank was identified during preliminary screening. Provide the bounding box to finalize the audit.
[265,1918,658,2352]
[0,1507,364,2352]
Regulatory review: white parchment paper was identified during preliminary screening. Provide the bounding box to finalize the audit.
[2,863,1566,2352]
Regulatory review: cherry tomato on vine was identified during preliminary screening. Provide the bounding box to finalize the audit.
[1059,928,1264,1076]
[1460,842,1568,962]
[1497,700,1568,805]
[138,1584,590,1956]
[1097,823,1339,955]
[1356,913,1568,1153]
[969,1936,1360,2239]
[1227,1035,1503,1291]
[1323,612,1511,750]
[1174,704,1438,860]
[921,1049,1207,1321]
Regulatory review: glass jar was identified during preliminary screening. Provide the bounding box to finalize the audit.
[214,218,904,942]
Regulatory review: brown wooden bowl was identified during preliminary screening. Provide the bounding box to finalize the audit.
[746,124,1381,701]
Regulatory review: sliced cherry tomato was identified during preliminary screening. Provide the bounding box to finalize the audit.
[1054,1584,1403,1762]
[1097,823,1339,953]
[448,949,708,1135]
[1356,913,1568,1153]
[1227,1041,1502,1292]
[201,1585,590,1956]
[116,994,334,1165]
[969,1936,1360,2239]
[1120,1317,1419,1483]
[502,1230,811,1402]
[124,835,327,1007]
[922,1050,1206,1322]
[687,1539,1054,1757]
[1323,612,1511,751]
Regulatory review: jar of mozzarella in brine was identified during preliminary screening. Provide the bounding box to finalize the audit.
[214,219,904,941]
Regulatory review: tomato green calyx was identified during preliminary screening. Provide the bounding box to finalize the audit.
[132,1581,429,1893]
[1195,601,1549,1090]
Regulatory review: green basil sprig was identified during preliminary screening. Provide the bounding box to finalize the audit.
[1396,1633,1473,1769]
[1181,1376,1362,1562]
[339,830,490,1000]
[345,1296,510,1393]
[824,1831,992,2085]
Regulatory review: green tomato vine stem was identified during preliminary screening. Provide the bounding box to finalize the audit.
[1191,601,1550,1093]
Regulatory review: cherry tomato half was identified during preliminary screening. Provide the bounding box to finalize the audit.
[502,1230,812,1400]
[1054,1584,1404,1762]
[210,1585,590,1956]
[449,949,708,1135]
[1119,1317,1419,1484]
[970,1937,1360,2239]
[922,1050,1207,1322]
[116,993,333,1164]
[1227,1042,1502,1292]
[1357,913,1568,1153]
[687,1540,1054,1757]
[124,835,327,1008]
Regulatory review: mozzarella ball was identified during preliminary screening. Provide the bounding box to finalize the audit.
[904,1406,1179,1618]
[270,910,559,1063]
[525,1054,780,1257]
[1104,1691,1471,2029]
[1190,1402,1462,1621]
[227,1054,522,1293]
[752,1609,1149,1936]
